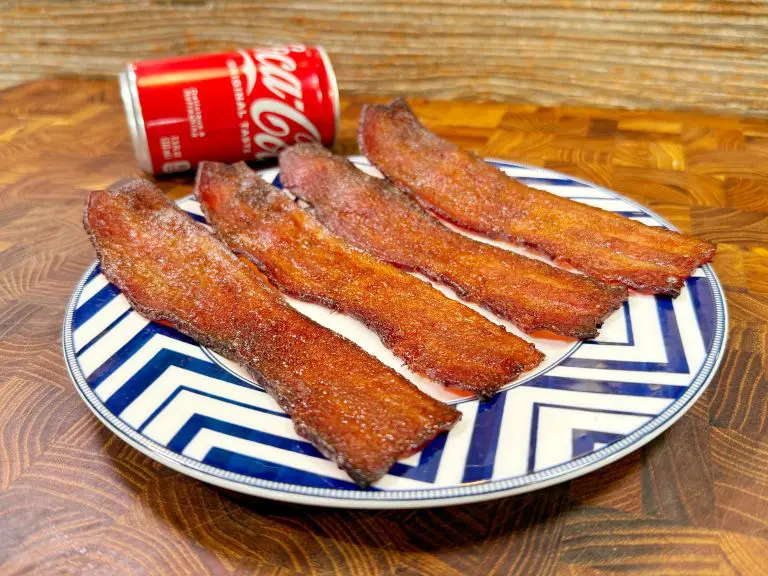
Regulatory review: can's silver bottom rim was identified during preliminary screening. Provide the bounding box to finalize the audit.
[119,68,153,173]
[316,46,340,149]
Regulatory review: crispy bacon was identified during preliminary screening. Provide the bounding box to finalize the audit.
[359,98,716,296]
[83,177,460,486]
[196,161,543,397]
[280,144,628,339]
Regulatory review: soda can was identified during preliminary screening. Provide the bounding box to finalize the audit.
[119,44,339,174]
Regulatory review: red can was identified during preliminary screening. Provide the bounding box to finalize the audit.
[119,44,339,174]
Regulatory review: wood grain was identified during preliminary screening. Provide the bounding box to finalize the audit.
[1,77,767,574]
[3,2,768,117]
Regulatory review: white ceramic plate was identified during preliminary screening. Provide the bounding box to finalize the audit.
[63,157,727,509]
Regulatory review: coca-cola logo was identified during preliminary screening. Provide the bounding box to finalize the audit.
[244,46,324,159]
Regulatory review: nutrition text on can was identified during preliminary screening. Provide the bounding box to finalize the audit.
[120,44,339,174]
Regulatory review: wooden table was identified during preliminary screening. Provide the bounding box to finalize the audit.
[1,78,767,575]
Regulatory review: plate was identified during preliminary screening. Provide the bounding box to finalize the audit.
[63,157,727,509]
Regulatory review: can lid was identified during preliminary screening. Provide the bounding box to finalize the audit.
[119,67,153,173]
[316,46,340,148]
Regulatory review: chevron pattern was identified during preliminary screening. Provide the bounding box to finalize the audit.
[64,159,726,502]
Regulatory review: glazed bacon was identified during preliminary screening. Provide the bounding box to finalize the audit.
[280,144,627,339]
[196,162,543,397]
[84,178,460,486]
[359,98,716,296]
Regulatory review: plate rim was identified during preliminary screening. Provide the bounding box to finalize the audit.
[63,158,728,509]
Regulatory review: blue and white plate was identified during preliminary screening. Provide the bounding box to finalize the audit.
[63,157,727,509]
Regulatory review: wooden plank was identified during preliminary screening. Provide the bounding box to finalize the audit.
[2,2,768,116]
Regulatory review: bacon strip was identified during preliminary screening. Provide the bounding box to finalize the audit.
[359,98,716,296]
[280,144,628,339]
[84,178,460,486]
[196,162,543,398]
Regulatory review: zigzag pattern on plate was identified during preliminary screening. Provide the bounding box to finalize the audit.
[67,160,722,494]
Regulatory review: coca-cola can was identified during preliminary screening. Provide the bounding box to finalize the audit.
[119,44,339,174]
